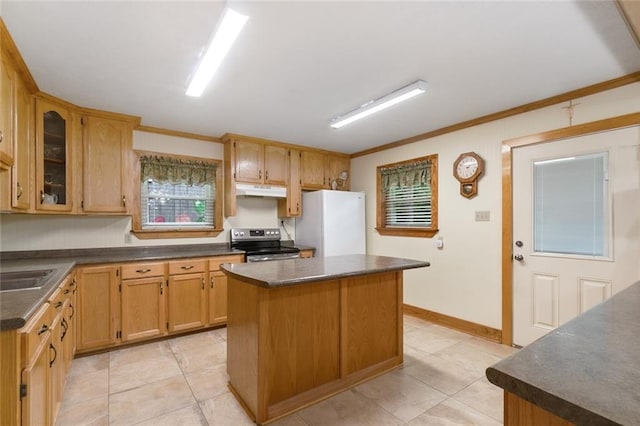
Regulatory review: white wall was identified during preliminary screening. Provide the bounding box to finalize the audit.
[351,83,640,330]
[0,130,295,251]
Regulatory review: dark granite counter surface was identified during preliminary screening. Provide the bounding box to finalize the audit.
[486,281,640,426]
[0,243,243,331]
[220,254,430,288]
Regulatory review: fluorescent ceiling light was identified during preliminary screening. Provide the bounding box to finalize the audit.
[330,80,427,129]
[186,8,248,97]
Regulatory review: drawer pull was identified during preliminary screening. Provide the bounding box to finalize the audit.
[55,301,63,309]
[181,265,194,270]
[136,268,152,274]
[37,324,50,335]
[69,304,75,319]
[64,288,70,295]
[49,343,57,368]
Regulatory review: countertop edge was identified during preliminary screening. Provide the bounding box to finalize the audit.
[221,257,430,288]
[485,367,619,426]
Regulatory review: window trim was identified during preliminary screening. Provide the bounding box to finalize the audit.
[131,150,224,239]
[375,154,438,238]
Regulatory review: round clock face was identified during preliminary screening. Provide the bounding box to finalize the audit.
[456,155,479,179]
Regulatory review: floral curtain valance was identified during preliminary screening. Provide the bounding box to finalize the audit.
[140,155,217,186]
[380,160,431,193]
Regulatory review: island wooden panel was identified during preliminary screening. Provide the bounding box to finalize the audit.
[504,392,573,426]
[227,270,403,425]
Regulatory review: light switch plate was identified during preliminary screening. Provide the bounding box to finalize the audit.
[475,211,490,222]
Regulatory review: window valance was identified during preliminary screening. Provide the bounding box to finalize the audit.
[140,155,217,186]
[380,160,431,193]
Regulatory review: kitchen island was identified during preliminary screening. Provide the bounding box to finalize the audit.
[221,254,430,425]
[486,280,640,426]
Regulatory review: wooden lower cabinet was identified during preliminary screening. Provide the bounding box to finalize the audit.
[121,276,166,342]
[298,249,314,258]
[11,273,76,426]
[18,303,51,426]
[208,255,243,326]
[504,391,573,425]
[76,265,119,352]
[168,272,207,332]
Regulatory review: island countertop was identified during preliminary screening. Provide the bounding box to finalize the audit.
[220,254,430,288]
[486,281,640,425]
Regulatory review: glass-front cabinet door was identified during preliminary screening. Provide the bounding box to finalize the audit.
[35,97,73,211]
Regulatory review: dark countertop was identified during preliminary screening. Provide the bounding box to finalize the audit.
[486,281,640,426]
[0,243,244,331]
[1,259,76,330]
[220,254,430,288]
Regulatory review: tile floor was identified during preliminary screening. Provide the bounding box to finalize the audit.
[56,315,518,426]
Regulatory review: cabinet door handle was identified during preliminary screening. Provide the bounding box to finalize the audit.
[202,278,205,290]
[122,195,126,208]
[37,324,50,335]
[64,288,70,295]
[40,190,45,204]
[210,277,214,289]
[16,182,23,199]
[49,343,57,368]
[55,301,63,310]
[0,130,3,142]
[265,170,269,180]
[160,282,163,295]
[69,304,74,319]
[136,269,152,274]
[259,170,262,180]
[181,265,194,270]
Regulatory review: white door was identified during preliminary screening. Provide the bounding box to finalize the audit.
[512,126,640,346]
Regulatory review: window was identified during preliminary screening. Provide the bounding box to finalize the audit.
[376,154,438,237]
[132,151,223,238]
[533,152,609,257]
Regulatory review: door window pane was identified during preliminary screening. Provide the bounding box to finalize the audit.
[533,152,608,256]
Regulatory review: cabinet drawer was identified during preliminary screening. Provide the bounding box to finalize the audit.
[121,262,165,280]
[48,285,66,315]
[168,258,206,275]
[20,303,52,366]
[208,255,244,271]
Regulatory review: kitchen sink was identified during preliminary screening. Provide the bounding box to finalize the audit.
[0,269,54,292]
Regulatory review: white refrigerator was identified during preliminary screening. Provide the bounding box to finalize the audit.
[295,190,365,257]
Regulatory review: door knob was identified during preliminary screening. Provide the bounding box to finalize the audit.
[514,254,524,261]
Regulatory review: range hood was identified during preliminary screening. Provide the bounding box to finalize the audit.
[235,183,287,198]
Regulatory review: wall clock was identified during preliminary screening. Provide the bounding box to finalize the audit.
[453,152,484,198]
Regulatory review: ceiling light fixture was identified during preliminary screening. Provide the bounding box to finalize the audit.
[186,7,248,97]
[330,80,427,129]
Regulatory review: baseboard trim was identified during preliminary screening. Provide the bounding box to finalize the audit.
[403,304,503,344]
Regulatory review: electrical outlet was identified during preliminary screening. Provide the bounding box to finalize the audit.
[124,233,132,244]
[475,211,490,222]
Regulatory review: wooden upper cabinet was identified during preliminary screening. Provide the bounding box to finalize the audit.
[300,150,326,189]
[0,53,15,168]
[300,150,351,190]
[234,138,288,186]
[326,154,350,191]
[278,148,301,217]
[35,96,74,212]
[12,75,33,211]
[235,138,262,183]
[82,114,133,213]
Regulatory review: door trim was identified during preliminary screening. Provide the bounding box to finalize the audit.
[500,112,640,345]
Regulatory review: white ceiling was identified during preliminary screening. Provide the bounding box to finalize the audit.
[2,1,639,154]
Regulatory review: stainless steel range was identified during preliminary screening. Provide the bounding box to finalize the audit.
[230,228,300,262]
